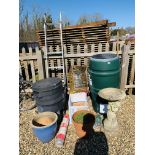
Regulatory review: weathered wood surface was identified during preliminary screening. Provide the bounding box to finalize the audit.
[36,20,116,54]
[21,48,29,81]
[19,47,44,82]
[43,49,134,59]
[36,47,44,80]
[129,55,135,95]
[120,45,130,90]
[29,47,36,83]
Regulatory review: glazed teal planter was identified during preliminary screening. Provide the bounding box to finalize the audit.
[31,112,58,143]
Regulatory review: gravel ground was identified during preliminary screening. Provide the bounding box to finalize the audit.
[19,95,135,155]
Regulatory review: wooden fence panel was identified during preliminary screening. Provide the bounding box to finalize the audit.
[19,42,135,94]
[19,47,44,82]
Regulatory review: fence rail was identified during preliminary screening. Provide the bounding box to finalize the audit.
[19,41,135,95]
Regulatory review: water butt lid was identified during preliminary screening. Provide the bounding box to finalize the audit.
[32,77,62,92]
[91,52,118,61]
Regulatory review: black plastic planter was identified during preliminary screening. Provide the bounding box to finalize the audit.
[36,93,65,106]
[32,78,62,92]
[33,86,64,98]
[32,77,66,113]
[37,98,65,112]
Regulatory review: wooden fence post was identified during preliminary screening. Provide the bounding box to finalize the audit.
[36,47,44,80]
[120,41,125,51]
[84,44,88,66]
[64,44,68,74]
[91,43,95,53]
[98,43,102,52]
[105,42,109,51]
[19,62,22,75]
[77,44,81,65]
[22,47,29,81]
[112,42,117,52]
[70,44,74,66]
[129,55,135,95]
[56,45,61,78]
[49,45,53,52]
[42,46,48,78]
[120,45,130,90]
[29,47,36,83]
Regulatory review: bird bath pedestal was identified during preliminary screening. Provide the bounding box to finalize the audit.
[98,88,126,133]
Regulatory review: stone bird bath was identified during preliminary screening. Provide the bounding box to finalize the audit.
[98,88,126,133]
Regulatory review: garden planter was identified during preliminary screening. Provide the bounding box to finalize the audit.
[31,112,58,143]
[33,88,64,99]
[32,77,65,113]
[37,98,65,112]
[36,93,65,106]
[72,110,95,138]
[32,77,62,92]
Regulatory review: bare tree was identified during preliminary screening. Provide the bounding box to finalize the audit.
[77,15,89,25]
[19,10,54,42]
[77,13,103,25]
[91,13,102,22]
[62,16,71,27]
[19,0,23,16]
[125,26,135,34]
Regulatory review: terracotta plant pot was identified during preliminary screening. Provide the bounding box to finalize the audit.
[72,110,95,138]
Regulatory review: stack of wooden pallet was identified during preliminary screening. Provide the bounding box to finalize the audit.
[36,20,116,53]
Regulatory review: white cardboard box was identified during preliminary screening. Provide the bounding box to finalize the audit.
[70,92,87,103]
[68,95,89,124]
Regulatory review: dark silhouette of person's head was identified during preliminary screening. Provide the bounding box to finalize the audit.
[74,113,109,155]
[82,113,95,135]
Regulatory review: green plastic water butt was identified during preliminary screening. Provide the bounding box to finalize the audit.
[88,52,120,113]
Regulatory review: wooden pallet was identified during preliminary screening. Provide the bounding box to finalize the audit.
[36,20,116,53]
